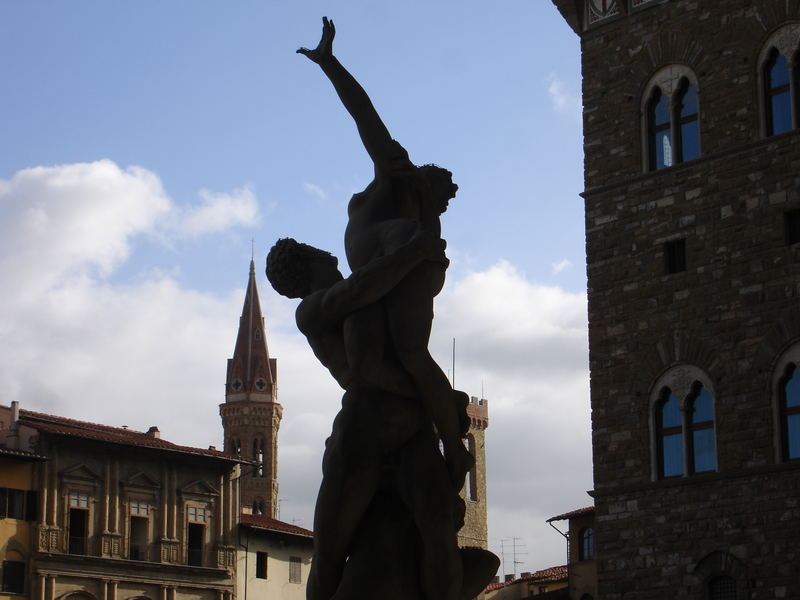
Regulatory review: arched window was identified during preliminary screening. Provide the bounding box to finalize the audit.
[772,342,800,462]
[656,388,684,478]
[780,363,800,460]
[643,68,701,171]
[694,551,747,600]
[466,435,478,501]
[578,527,594,561]
[651,365,717,480]
[759,25,800,137]
[687,383,717,473]
[764,48,793,135]
[252,498,265,515]
[253,439,264,477]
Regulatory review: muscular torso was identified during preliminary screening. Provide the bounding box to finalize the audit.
[345,172,442,272]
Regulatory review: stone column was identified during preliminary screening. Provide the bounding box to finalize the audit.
[103,459,110,532]
[49,449,58,527]
[217,474,225,541]
[169,467,177,539]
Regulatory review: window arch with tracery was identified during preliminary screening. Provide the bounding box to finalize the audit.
[578,527,594,561]
[759,25,800,137]
[773,342,800,462]
[586,0,620,25]
[651,366,717,480]
[644,66,701,171]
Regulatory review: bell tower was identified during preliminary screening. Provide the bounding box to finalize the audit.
[458,396,490,551]
[220,259,282,518]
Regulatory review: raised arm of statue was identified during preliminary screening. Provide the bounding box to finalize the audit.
[297,17,411,174]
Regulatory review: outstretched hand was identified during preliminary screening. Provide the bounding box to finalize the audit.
[297,16,335,64]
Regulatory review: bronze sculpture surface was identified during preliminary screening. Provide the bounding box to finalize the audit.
[267,18,499,600]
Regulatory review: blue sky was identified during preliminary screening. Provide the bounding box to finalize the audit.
[0,1,589,575]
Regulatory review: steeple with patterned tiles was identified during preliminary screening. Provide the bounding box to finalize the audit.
[220,259,282,518]
[226,259,276,401]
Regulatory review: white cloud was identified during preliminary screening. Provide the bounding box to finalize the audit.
[551,258,571,274]
[302,182,327,201]
[0,165,591,573]
[546,74,582,122]
[429,261,590,571]
[179,185,260,237]
[0,160,171,302]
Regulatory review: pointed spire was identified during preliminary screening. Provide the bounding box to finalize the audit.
[226,259,276,402]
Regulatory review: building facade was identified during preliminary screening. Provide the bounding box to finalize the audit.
[553,1,800,598]
[0,444,43,600]
[0,404,241,600]
[220,260,282,519]
[236,514,313,600]
[547,506,596,600]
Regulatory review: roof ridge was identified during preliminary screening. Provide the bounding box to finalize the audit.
[546,505,595,523]
[20,408,147,436]
[17,410,242,462]
[239,513,313,537]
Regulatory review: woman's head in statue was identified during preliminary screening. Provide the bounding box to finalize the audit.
[267,238,341,299]
[418,164,458,214]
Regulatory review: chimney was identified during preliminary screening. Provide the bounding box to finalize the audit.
[146,426,160,439]
[7,401,21,449]
[521,572,531,578]
[504,574,515,583]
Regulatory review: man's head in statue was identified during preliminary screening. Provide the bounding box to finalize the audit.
[266,238,342,299]
[418,164,458,214]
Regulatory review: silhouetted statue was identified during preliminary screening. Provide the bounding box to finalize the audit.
[267,17,499,600]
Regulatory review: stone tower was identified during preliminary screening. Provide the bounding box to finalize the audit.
[554,1,800,598]
[220,259,282,518]
[458,396,490,550]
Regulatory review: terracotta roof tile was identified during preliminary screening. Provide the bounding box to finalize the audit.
[18,409,242,462]
[239,513,313,538]
[521,565,568,583]
[485,581,507,591]
[485,565,568,592]
[546,505,595,523]
[0,446,48,460]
